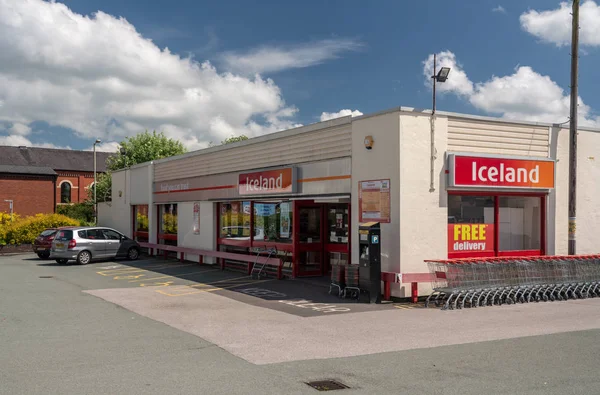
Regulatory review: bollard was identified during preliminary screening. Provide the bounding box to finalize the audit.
[411,282,418,304]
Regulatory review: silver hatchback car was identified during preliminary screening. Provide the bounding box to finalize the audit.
[50,226,141,265]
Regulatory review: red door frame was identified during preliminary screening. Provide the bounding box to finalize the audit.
[448,191,547,258]
[293,200,325,277]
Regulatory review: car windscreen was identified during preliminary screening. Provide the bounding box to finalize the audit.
[40,229,56,237]
[55,230,73,241]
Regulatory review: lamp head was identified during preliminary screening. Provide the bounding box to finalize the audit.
[435,67,451,83]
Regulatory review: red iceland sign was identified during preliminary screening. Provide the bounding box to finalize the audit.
[449,155,555,189]
[238,168,296,195]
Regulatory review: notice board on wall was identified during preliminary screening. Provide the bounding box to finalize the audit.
[359,179,391,223]
[193,202,200,234]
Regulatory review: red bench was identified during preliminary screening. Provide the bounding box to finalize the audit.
[138,242,283,279]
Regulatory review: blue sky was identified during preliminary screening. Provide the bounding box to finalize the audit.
[0,0,598,151]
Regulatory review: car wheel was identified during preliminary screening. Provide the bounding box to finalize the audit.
[77,250,92,265]
[127,247,140,261]
[37,252,45,259]
[41,251,51,259]
[56,258,68,264]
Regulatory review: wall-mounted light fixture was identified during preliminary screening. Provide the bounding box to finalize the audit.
[364,135,374,150]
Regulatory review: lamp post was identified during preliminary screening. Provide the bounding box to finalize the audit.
[93,139,101,225]
[4,199,13,222]
[429,54,451,192]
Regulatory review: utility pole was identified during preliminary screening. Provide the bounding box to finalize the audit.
[568,0,579,255]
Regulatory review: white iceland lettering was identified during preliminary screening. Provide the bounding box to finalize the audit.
[245,174,284,192]
[472,162,540,184]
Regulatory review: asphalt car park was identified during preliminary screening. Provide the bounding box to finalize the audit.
[35,253,404,317]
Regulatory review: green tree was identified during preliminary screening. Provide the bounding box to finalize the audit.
[221,135,249,145]
[91,131,187,202]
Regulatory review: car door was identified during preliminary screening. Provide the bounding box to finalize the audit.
[101,229,123,257]
[81,229,107,257]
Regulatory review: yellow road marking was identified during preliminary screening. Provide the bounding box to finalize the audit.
[127,269,220,283]
[394,304,416,310]
[96,263,194,276]
[139,281,174,287]
[157,279,270,297]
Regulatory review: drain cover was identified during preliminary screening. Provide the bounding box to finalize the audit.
[306,380,349,391]
[39,276,53,279]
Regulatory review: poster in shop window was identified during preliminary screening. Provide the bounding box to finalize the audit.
[448,224,494,255]
[359,179,391,223]
[280,203,290,239]
[193,203,200,234]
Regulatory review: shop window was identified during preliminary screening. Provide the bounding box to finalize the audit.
[134,205,149,232]
[499,197,541,251]
[60,182,71,204]
[220,202,251,240]
[299,206,321,243]
[253,201,292,243]
[448,195,494,224]
[159,204,178,234]
[327,205,349,244]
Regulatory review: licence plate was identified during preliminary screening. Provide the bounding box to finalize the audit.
[56,243,64,249]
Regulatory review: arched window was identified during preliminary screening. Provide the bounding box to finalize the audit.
[60,182,71,204]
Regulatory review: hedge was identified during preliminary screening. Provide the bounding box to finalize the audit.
[0,213,80,245]
[57,203,95,225]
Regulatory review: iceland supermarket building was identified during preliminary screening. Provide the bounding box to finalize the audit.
[99,106,600,297]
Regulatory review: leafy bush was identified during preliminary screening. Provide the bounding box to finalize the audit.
[0,212,20,225]
[0,213,80,245]
[162,213,177,234]
[57,203,95,224]
[136,213,149,231]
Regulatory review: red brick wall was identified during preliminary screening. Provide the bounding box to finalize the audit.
[0,177,55,217]
[56,172,96,204]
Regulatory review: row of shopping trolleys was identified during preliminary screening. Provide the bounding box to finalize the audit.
[424,255,600,310]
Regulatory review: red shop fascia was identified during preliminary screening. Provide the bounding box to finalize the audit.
[446,154,556,259]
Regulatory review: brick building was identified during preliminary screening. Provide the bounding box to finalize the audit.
[0,146,112,217]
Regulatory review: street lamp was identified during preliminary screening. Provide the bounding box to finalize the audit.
[431,53,451,115]
[429,53,451,193]
[4,199,13,222]
[93,139,101,225]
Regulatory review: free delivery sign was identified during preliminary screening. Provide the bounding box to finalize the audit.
[448,224,494,254]
[448,155,555,189]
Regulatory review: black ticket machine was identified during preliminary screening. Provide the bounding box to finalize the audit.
[359,222,382,304]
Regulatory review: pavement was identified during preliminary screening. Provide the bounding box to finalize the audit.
[2,253,600,394]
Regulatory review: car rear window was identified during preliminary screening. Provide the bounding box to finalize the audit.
[41,230,56,237]
[55,230,73,241]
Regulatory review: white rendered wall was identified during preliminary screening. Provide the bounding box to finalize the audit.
[351,111,401,291]
[398,113,449,297]
[177,202,216,263]
[98,170,132,237]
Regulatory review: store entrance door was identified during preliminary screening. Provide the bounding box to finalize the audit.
[295,201,324,276]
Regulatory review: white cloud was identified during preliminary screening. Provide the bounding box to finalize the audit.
[91,141,120,153]
[8,122,31,136]
[0,134,70,149]
[422,51,474,97]
[520,1,600,47]
[221,39,363,74]
[0,0,311,150]
[320,109,363,122]
[422,51,600,128]
[492,5,506,13]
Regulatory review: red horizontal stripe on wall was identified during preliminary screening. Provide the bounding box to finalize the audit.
[154,185,236,194]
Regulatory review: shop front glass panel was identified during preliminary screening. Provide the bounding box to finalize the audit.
[329,252,349,266]
[159,204,177,246]
[448,195,495,257]
[219,202,251,240]
[327,205,349,244]
[253,201,292,243]
[448,195,494,224]
[134,205,149,242]
[499,196,541,252]
[298,207,321,243]
[297,251,322,275]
